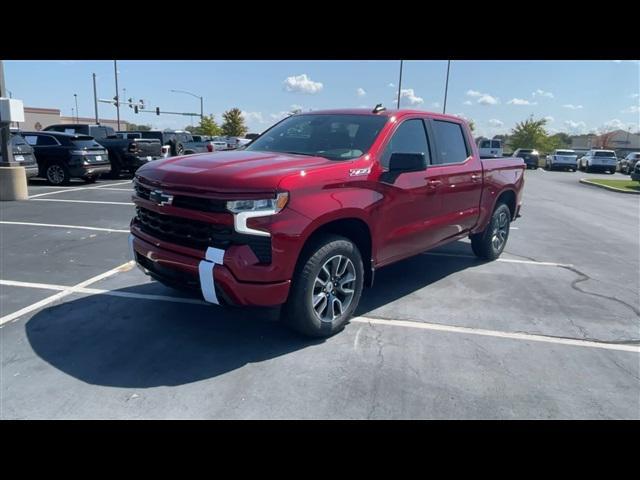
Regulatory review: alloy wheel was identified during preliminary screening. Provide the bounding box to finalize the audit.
[311,255,356,323]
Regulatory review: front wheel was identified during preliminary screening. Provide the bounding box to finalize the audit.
[470,203,511,261]
[282,234,364,338]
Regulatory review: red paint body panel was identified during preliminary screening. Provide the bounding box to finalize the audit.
[130,109,524,306]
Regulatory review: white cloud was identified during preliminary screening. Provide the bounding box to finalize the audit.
[356,87,366,97]
[622,105,640,114]
[290,104,303,111]
[241,111,264,123]
[283,74,323,94]
[397,88,424,106]
[388,83,395,88]
[477,94,499,105]
[452,112,470,121]
[630,93,639,99]
[563,104,583,110]
[532,89,554,98]
[488,119,503,127]
[466,89,499,105]
[544,116,554,123]
[270,111,291,120]
[564,120,588,134]
[599,119,632,133]
[463,100,472,105]
[432,102,441,109]
[507,98,537,106]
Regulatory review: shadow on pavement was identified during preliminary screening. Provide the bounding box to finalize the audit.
[25,241,481,388]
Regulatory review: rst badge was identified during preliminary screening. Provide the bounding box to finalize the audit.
[149,189,174,206]
[349,167,371,177]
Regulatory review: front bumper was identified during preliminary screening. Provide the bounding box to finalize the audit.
[130,230,291,307]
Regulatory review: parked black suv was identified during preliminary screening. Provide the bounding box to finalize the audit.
[513,148,540,170]
[22,131,111,185]
[2,130,39,179]
[43,124,162,176]
[127,130,192,156]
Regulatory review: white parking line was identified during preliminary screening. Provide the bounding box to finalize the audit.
[2,276,637,353]
[93,187,133,192]
[422,252,573,268]
[31,199,134,206]
[0,221,129,234]
[352,317,640,353]
[0,261,135,326]
[28,180,133,199]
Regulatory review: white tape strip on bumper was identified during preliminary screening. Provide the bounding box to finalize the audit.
[198,247,225,305]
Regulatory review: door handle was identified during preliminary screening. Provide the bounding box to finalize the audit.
[427,179,442,187]
[470,174,481,182]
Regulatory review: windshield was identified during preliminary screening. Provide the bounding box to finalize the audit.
[246,114,388,160]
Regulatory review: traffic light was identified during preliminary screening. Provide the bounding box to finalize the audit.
[139,99,145,109]
[128,98,133,108]
[156,107,160,116]
[134,105,139,114]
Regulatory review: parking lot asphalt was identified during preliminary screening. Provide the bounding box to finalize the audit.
[1,170,638,419]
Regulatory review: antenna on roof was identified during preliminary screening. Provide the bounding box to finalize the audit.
[372,103,386,114]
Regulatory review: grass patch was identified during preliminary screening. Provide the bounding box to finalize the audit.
[586,179,640,192]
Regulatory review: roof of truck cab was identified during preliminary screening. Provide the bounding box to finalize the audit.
[294,108,467,122]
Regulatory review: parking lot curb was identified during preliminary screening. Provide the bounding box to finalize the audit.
[579,178,640,195]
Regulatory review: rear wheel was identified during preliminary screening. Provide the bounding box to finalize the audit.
[470,203,511,261]
[83,176,97,184]
[282,234,364,338]
[45,162,70,185]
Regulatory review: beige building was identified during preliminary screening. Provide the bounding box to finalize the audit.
[571,130,640,155]
[15,107,128,132]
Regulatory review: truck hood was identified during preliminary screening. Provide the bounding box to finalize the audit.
[136,150,333,194]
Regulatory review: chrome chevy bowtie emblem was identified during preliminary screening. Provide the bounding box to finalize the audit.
[149,189,174,206]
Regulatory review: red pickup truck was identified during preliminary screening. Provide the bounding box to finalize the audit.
[130,108,525,337]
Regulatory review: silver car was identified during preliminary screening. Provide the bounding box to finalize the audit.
[545,149,578,171]
[577,150,617,174]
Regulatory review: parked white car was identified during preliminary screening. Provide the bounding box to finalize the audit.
[545,149,578,172]
[577,150,617,174]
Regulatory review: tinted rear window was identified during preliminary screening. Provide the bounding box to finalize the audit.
[432,120,470,164]
[491,140,501,148]
[480,140,491,148]
[594,151,615,157]
[72,138,102,148]
[11,134,28,146]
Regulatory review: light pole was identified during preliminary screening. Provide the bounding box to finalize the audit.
[443,60,451,114]
[170,89,204,122]
[114,60,121,130]
[92,73,99,124]
[74,93,79,122]
[396,60,403,109]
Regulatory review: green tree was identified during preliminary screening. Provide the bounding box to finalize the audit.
[198,114,222,136]
[221,108,248,137]
[468,120,475,133]
[509,116,549,152]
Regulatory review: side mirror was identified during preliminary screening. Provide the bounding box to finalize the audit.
[388,152,427,172]
[382,152,427,184]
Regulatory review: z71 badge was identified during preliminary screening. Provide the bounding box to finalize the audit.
[349,167,371,177]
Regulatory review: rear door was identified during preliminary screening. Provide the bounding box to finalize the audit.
[426,118,483,243]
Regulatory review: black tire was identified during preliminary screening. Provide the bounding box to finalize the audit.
[470,203,511,261]
[45,162,71,186]
[171,141,185,156]
[83,176,97,184]
[282,234,364,338]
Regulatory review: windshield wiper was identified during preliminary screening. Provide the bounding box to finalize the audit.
[281,151,319,157]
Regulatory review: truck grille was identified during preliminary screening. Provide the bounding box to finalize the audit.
[135,183,227,213]
[135,207,272,264]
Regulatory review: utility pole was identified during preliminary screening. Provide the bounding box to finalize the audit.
[74,94,79,122]
[92,73,99,124]
[170,89,204,122]
[114,60,121,130]
[396,60,403,109]
[443,60,451,114]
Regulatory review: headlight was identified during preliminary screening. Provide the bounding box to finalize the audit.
[227,192,289,214]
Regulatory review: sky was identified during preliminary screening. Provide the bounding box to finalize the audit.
[4,60,639,138]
